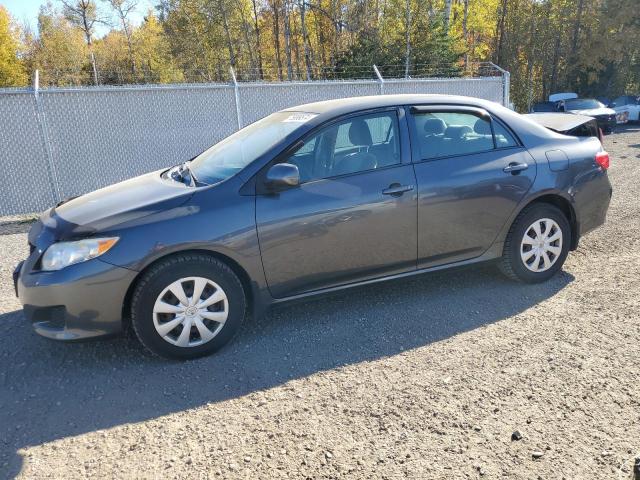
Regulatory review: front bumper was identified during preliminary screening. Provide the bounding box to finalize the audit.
[15,257,137,341]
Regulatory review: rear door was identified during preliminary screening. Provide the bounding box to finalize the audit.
[408,106,536,268]
[255,108,418,298]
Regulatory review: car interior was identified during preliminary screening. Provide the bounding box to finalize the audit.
[416,113,515,159]
[286,112,401,182]
[284,111,518,182]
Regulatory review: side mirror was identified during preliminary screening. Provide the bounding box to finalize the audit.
[265,163,300,189]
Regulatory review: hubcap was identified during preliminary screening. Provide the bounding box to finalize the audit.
[152,276,228,347]
[520,218,563,273]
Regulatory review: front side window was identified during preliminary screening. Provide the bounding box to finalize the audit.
[414,111,498,160]
[284,111,401,183]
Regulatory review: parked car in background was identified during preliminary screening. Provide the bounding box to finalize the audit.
[557,98,617,133]
[530,101,558,113]
[611,95,640,122]
[524,113,603,142]
[549,92,578,102]
[14,95,612,359]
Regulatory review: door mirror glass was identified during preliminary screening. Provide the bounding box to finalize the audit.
[266,163,300,189]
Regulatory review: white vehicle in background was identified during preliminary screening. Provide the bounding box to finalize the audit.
[611,95,640,122]
[548,92,627,127]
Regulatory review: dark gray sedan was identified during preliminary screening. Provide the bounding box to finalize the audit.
[14,95,612,359]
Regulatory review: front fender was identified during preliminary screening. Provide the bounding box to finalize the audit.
[96,178,272,314]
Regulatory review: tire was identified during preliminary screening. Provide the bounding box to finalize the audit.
[499,204,571,283]
[130,253,246,359]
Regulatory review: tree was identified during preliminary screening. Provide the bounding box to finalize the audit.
[29,4,89,86]
[268,0,284,80]
[133,11,183,83]
[250,0,264,78]
[404,0,411,77]
[0,6,28,87]
[8,0,640,110]
[104,0,137,75]
[60,0,107,84]
[93,29,130,83]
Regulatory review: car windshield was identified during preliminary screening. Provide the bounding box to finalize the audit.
[565,98,604,110]
[532,102,556,112]
[189,111,316,185]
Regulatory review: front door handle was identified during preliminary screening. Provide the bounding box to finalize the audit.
[382,184,414,196]
[503,162,529,174]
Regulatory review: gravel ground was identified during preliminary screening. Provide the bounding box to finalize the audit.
[1,127,639,480]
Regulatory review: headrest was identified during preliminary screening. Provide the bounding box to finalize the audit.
[473,118,492,135]
[444,125,472,140]
[348,119,373,146]
[423,118,446,135]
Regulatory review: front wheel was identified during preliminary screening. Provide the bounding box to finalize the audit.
[130,254,246,359]
[499,204,571,283]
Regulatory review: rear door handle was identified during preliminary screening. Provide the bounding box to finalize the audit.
[503,162,529,174]
[382,184,414,196]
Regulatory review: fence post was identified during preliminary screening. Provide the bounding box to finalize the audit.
[373,65,384,95]
[503,70,511,108]
[488,62,510,108]
[33,69,62,204]
[230,67,243,129]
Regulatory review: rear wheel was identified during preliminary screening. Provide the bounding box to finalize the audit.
[500,204,571,283]
[130,253,246,359]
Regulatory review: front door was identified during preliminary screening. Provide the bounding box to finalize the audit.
[256,109,417,298]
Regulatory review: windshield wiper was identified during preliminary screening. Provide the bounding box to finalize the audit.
[170,161,203,187]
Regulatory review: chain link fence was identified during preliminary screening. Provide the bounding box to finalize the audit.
[0,64,509,216]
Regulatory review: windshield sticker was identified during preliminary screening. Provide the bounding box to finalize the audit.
[282,113,318,123]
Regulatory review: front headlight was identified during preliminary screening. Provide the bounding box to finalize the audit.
[41,237,119,271]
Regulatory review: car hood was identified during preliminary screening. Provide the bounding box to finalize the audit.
[566,107,616,116]
[36,169,195,241]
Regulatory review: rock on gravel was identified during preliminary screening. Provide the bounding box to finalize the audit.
[1,127,639,479]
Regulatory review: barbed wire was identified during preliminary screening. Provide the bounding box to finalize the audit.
[17,62,503,89]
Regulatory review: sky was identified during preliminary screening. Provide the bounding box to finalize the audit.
[1,0,153,37]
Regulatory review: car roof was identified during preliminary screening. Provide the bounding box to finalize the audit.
[283,94,504,116]
[280,94,567,147]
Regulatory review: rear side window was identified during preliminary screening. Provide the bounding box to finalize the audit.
[412,111,518,160]
[413,112,490,160]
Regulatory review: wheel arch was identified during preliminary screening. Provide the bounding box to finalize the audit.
[512,192,579,250]
[121,249,256,330]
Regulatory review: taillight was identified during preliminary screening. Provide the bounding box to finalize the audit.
[595,151,610,170]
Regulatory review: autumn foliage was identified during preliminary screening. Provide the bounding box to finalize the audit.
[0,0,638,111]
